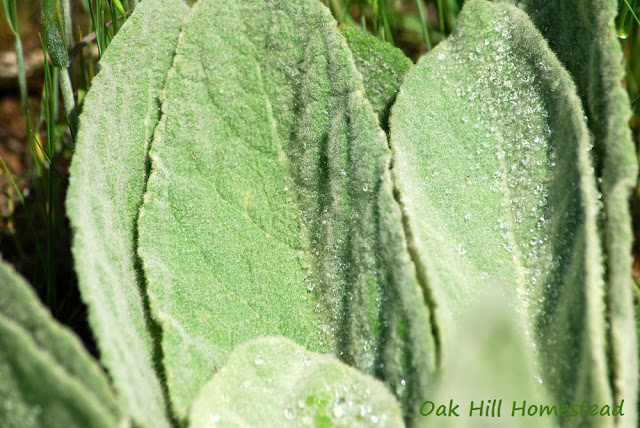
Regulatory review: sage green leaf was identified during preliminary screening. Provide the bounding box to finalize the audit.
[0,257,120,419]
[66,0,189,426]
[498,1,639,422]
[41,0,68,67]
[338,24,413,131]
[188,337,405,428]
[390,1,611,425]
[0,312,120,428]
[431,293,553,428]
[138,0,435,418]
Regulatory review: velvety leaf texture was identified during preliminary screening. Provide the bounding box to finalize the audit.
[0,316,119,428]
[498,1,639,424]
[66,0,189,426]
[338,24,413,131]
[0,258,120,420]
[188,337,405,428]
[390,1,613,425]
[41,0,69,67]
[138,0,434,419]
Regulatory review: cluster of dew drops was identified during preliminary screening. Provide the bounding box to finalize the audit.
[206,353,391,426]
[430,10,587,390]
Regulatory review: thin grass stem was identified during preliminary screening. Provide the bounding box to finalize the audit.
[379,0,394,44]
[3,0,28,114]
[622,0,640,27]
[358,0,366,30]
[436,0,446,37]
[29,129,67,182]
[13,37,28,113]
[415,0,432,51]
[59,67,77,132]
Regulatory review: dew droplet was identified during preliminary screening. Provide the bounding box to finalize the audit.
[333,400,348,418]
[284,408,296,420]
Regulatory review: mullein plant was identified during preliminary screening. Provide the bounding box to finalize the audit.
[1,0,637,427]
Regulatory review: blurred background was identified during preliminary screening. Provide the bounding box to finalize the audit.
[0,0,638,353]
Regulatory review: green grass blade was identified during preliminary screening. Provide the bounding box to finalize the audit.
[2,0,17,33]
[415,0,433,50]
[378,0,395,44]
[3,0,28,114]
[436,0,446,36]
[618,0,639,37]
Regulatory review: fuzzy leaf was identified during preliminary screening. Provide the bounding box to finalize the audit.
[66,1,189,426]
[390,0,611,425]
[41,0,68,67]
[188,337,405,428]
[497,0,639,424]
[138,0,435,419]
[0,257,120,419]
[0,314,119,428]
[338,24,413,130]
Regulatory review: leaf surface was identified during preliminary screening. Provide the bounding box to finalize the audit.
[188,337,405,428]
[338,24,413,131]
[0,258,120,419]
[0,313,119,428]
[431,294,553,428]
[390,1,611,424]
[498,1,639,423]
[66,0,189,426]
[138,0,434,418]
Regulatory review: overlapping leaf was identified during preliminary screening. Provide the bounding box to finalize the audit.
[64,0,638,426]
[338,24,413,130]
[498,1,639,423]
[137,0,434,419]
[188,337,404,428]
[66,0,189,426]
[0,258,121,427]
[390,1,614,425]
[0,258,119,417]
